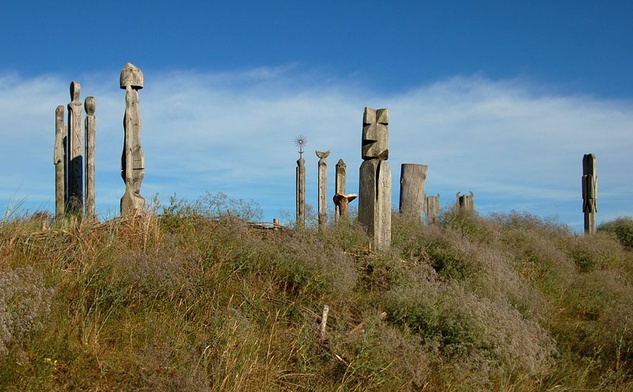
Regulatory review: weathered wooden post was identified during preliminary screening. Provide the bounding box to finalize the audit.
[84,97,96,218]
[358,107,391,250]
[316,150,330,230]
[334,159,357,222]
[67,81,83,214]
[399,163,428,218]
[54,105,66,217]
[456,191,474,213]
[335,159,346,222]
[424,194,440,224]
[120,63,146,215]
[295,135,307,229]
[582,153,597,235]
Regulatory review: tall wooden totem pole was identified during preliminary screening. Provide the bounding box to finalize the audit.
[582,153,597,235]
[53,81,96,218]
[120,63,146,214]
[358,107,391,250]
[67,81,84,214]
[316,149,330,230]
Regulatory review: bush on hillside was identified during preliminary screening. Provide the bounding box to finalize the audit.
[599,217,633,248]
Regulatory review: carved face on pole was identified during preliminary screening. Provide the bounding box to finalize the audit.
[362,107,389,160]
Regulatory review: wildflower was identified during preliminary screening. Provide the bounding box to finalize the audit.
[44,357,58,367]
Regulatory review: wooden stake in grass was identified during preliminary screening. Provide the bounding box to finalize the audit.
[320,305,329,343]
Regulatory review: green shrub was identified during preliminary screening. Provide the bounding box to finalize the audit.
[599,217,633,248]
[382,278,556,388]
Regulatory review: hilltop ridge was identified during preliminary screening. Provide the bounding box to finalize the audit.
[0,201,632,390]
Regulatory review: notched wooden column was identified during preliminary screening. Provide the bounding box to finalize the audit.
[120,63,146,215]
[582,153,597,235]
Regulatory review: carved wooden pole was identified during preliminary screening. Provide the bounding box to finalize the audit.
[84,97,96,218]
[335,159,347,222]
[54,105,66,217]
[456,192,474,213]
[67,81,83,214]
[424,194,440,224]
[358,107,391,250]
[582,153,597,235]
[296,156,306,229]
[120,63,146,215]
[316,150,330,230]
[399,163,428,218]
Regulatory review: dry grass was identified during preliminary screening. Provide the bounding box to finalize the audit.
[0,203,632,390]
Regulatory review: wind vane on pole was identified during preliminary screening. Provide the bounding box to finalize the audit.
[294,135,307,158]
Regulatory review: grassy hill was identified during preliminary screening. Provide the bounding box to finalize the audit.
[1,199,632,391]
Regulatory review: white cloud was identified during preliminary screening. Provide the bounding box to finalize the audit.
[0,69,630,230]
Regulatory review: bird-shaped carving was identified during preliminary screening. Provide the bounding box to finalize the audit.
[315,150,331,159]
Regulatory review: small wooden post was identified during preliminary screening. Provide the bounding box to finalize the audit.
[424,194,440,224]
[399,163,428,218]
[456,192,474,213]
[319,305,329,343]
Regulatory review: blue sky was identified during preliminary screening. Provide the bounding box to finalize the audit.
[0,1,632,230]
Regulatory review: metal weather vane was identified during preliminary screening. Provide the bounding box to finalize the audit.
[294,135,307,158]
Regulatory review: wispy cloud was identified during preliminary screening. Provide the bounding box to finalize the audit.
[0,68,630,229]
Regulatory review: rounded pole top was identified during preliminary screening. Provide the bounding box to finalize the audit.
[69,81,81,101]
[85,96,96,115]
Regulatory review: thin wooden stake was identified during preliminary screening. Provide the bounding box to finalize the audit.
[320,305,329,343]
